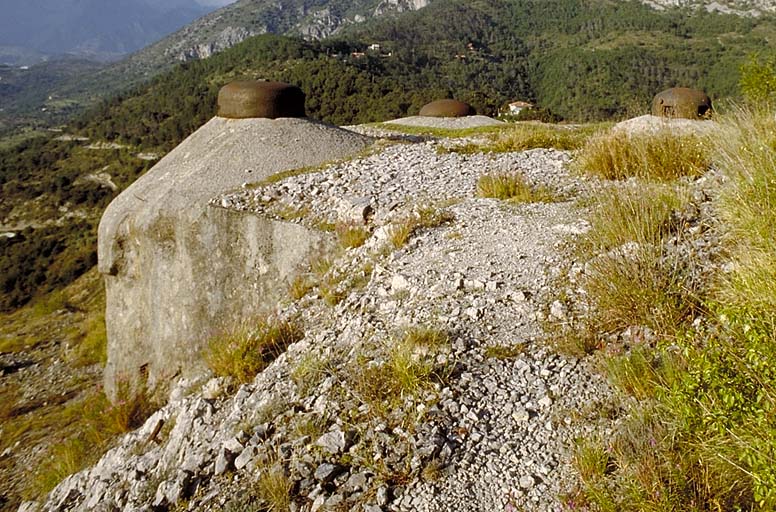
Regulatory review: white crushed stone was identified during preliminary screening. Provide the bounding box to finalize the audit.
[383,115,505,129]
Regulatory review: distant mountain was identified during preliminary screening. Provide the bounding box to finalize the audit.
[3,0,776,310]
[0,0,213,63]
[100,0,430,79]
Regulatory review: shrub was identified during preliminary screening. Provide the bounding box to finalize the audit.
[206,318,303,384]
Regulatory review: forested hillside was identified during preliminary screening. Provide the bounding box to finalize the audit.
[2,0,776,311]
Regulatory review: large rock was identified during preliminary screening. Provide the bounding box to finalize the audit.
[98,116,371,398]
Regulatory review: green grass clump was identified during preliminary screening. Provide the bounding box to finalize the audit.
[350,327,450,418]
[476,123,607,153]
[291,353,329,396]
[585,185,687,252]
[572,185,697,339]
[583,245,699,336]
[373,122,506,138]
[484,344,524,360]
[32,383,158,496]
[476,173,557,203]
[206,318,303,384]
[714,108,776,316]
[256,467,293,512]
[336,222,370,249]
[388,204,455,249]
[576,129,710,181]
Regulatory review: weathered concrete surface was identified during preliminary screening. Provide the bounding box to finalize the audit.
[98,116,372,398]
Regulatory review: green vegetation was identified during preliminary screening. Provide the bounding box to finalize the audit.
[740,53,776,104]
[0,222,99,312]
[349,326,450,419]
[484,344,524,360]
[0,270,159,503]
[575,129,711,181]
[205,317,304,384]
[584,185,687,252]
[336,222,371,249]
[454,123,608,154]
[4,0,776,311]
[566,108,776,511]
[255,466,294,512]
[388,204,455,249]
[476,173,557,203]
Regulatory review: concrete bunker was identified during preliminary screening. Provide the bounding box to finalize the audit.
[98,81,372,398]
[651,87,712,120]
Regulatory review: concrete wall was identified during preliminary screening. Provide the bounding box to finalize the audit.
[98,117,371,398]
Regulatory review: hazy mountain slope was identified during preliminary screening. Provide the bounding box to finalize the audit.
[0,0,211,62]
[89,0,429,85]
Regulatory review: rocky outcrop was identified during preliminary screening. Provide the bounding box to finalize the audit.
[97,115,371,399]
[172,26,260,61]
[639,0,776,15]
[374,0,431,15]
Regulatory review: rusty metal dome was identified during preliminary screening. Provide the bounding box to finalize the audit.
[217,80,306,119]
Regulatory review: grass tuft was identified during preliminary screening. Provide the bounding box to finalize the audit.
[476,173,557,203]
[576,129,710,181]
[571,108,776,511]
[388,204,455,249]
[336,222,370,249]
[33,383,158,496]
[349,327,450,419]
[256,466,293,512]
[583,244,698,336]
[449,123,608,154]
[205,317,303,384]
[584,184,687,253]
